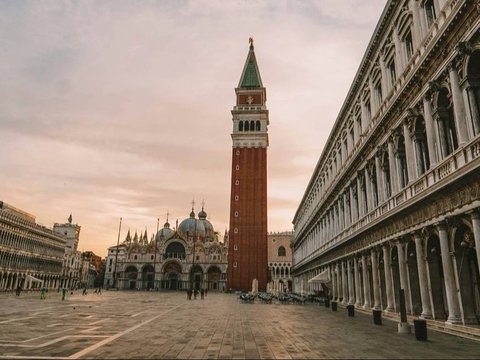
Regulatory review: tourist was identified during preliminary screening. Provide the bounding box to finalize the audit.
[97,287,102,295]
[15,285,22,296]
[82,287,87,295]
[62,288,67,301]
[200,289,204,300]
[40,287,46,300]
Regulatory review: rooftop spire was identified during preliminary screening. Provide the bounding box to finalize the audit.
[238,37,263,89]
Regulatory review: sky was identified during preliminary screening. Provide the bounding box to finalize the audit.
[0,0,386,256]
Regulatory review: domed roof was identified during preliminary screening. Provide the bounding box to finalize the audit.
[198,207,207,219]
[156,220,173,242]
[178,208,206,239]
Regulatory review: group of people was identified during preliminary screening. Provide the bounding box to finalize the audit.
[82,286,102,295]
[186,288,207,300]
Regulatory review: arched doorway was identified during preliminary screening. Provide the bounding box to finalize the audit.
[406,240,422,315]
[163,261,182,290]
[142,265,155,290]
[207,266,221,291]
[466,50,480,135]
[427,235,447,320]
[124,266,138,290]
[454,224,480,324]
[190,265,203,291]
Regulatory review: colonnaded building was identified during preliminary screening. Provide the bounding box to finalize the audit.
[292,0,480,326]
[267,231,294,293]
[104,207,228,291]
[0,201,66,290]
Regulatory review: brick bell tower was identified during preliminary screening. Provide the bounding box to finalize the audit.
[227,38,269,292]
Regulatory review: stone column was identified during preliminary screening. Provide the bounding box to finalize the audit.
[364,167,372,213]
[347,259,355,305]
[342,261,348,305]
[396,240,412,313]
[361,253,371,309]
[382,244,395,311]
[387,139,399,194]
[350,185,358,223]
[379,56,389,95]
[471,211,480,279]
[413,232,433,318]
[375,153,384,204]
[437,222,462,324]
[357,175,364,218]
[448,62,469,145]
[423,94,438,166]
[343,192,350,227]
[403,119,416,183]
[393,28,404,73]
[354,257,362,307]
[409,0,422,47]
[371,249,381,310]
[336,262,342,302]
[361,99,369,133]
[353,115,360,145]
[331,264,337,300]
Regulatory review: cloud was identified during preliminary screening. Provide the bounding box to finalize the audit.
[0,0,386,255]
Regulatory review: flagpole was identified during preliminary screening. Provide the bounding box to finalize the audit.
[153,217,159,290]
[113,217,122,289]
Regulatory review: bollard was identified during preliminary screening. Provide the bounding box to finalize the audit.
[347,304,355,317]
[372,309,382,325]
[414,319,427,341]
[331,301,338,311]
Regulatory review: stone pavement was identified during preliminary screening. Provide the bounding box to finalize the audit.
[0,291,479,359]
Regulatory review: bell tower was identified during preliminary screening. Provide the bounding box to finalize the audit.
[227,38,269,291]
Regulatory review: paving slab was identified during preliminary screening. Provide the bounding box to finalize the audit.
[0,291,479,359]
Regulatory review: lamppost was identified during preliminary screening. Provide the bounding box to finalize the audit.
[153,217,159,290]
[112,217,122,289]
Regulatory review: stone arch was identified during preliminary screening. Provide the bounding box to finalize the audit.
[164,241,186,260]
[162,260,182,290]
[406,240,422,315]
[124,265,139,290]
[142,264,155,290]
[434,86,458,158]
[207,265,222,291]
[453,224,480,324]
[278,246,286,257]
[426,234,447,320]
[466,49,480,135]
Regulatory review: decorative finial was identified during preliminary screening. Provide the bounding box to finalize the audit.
[249,37,254,50]
[191,199,195,210]
[68,213,72,224]
[166,210,170,223]
[201,199,205,210]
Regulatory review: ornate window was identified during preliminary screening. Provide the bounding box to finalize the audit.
[435,87,458,158]
[423,0,436,28]
[278,246,286,257]
[239,121,244,132]
[256,121,261,131]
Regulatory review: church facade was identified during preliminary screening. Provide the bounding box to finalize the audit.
[292,0,480,325]
[104,207,228,291]
[227,40,269,292]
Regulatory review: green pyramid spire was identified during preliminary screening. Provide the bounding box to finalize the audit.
[238,38,263,89]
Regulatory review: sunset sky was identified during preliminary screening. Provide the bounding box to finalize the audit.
[0,0,385,256]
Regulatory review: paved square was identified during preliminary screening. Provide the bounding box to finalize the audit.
[0,291,479,359]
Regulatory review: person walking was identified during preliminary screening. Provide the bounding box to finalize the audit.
[97,287,102,295]
[82,287,87,295]
[200,289,204,300]
[16,285,22,296]
[62,288,67,301]
[40,287,46,300]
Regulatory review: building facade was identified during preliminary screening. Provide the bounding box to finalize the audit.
[267,231,293,293]
[227,39,269,292]
[104,207,228,291]
[292,0,480,325]
[0,201,66,290]
[54,216,82,289]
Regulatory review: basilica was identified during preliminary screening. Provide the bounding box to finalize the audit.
[103,206,228,291]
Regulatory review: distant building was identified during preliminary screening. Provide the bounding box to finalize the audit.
[53,216,82,289]
[104,207,228,291]
[0,201,66,290]
[82,251,103,287]
[267,231,293,293]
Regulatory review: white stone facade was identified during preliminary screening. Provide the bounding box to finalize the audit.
[292,0,480,325]
[0,201,66,290]
[104,208,228,291]
[267,231,293,293]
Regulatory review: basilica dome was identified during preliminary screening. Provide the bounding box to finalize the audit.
[198,208,215,239]
[178,209,206,239]
[155,221,173,242]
